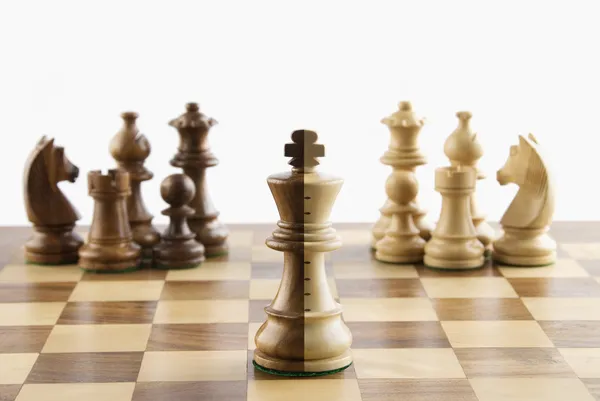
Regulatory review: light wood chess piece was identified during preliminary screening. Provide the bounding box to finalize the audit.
[110,112,160,265]
[253,129,353,376]
[444,111,495,253]
[23,136,84,264]
[424,166,485,269]
[374,169,425,263]
[169,103,228,257]
[492,134,556,266]
[78,170,142,272]
[154,174,205,269]
[371,101,433,249]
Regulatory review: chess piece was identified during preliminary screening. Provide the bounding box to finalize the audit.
[109,112,160,264]
[375,169,425,263]
[444,111,495,252]
[23,136,84,264]
[492,134,556,266]
[372,101,432,249]
[424,166,485,269]
[169,103,228,257]
[78,170,142,272]
[253,130,353,375]
[154,174,205,269]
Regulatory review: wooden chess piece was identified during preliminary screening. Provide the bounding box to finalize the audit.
[375,169,425,263]
[78,170,142,272]
[169,103,228,257]
[23,136,84,264]
[253,129,353,375]
[372,101,432,249]
[492,134,556,266]
[444,111,495,252]
[424,166,485,270]
[109,112,160,265]
[154,174,205,269]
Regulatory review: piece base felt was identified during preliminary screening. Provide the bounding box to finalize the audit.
[252,360,352,377]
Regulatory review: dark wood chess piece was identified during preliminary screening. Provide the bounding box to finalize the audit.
[154,174,205,269]
[23,136,84,264]
[168,102,228,257]
[78,169,142,272]
[109,111,160,265]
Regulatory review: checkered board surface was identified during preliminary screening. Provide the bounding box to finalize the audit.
[1,222,600,401]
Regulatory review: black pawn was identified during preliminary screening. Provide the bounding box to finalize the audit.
[154,174,205,269]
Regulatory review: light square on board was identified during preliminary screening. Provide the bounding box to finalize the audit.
[351,348,465,379]
[153,300,249,324]
[421,277,518,298]
[0,302,65,326]
[247,379,363,401]
[337,229,372,246]
[498,259,590,278]
[341,298,438,322]
[0,353,38,384]
[68,281,164,302]
[248,322,261,350]
[558,348,600,378]
[469,378,596,401]
[137,350,247,382]
[560,243,600,260]
[332,261,418,279]
[41,324,152,353]
[0,264,83,283]
[441,321,553,348]
[165,262,251,281]
[15,383,136,401]
[522,297,600,320]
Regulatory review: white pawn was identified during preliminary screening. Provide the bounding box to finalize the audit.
[375,169,425,263]
[424,167,485,270]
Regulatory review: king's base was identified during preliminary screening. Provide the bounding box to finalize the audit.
[253,349,353,375]
[424,255,485,270]
[491,250,556,267]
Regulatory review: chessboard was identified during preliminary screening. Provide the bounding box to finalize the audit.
[1,222,600,401]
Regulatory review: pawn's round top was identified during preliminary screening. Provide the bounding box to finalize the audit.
[160,174,196,207]
[284,129,325,169]
[385,169,418,205]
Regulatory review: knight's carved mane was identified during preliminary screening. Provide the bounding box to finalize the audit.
[23,136,80,226]
[500,134,554,229]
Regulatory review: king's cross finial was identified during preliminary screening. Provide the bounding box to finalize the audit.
[284,129,325,169]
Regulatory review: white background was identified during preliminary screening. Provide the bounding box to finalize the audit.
[1,0,598,226]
